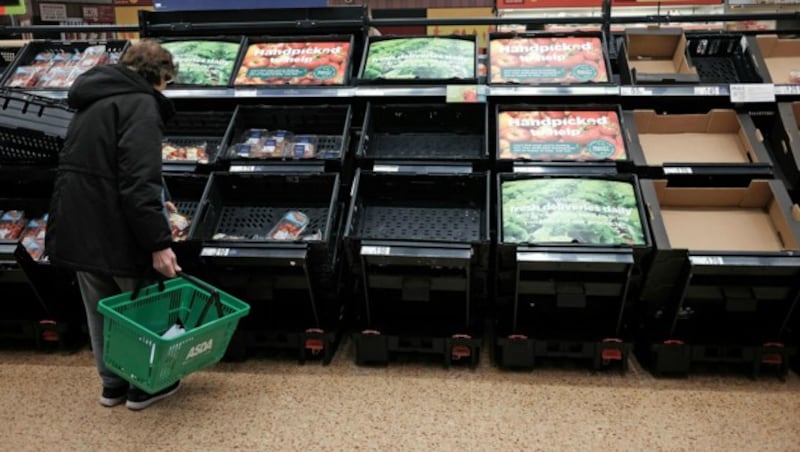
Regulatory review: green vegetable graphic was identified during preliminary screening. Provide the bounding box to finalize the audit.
[363,37,475,80]
[502,178,645,246]
[162,40,241,86]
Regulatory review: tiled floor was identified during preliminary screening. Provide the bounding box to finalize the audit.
[1,342,799,451]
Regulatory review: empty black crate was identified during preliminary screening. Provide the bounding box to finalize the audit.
[0,91,72,166]
[1,40,128,90]
[357,103,488,169]
[219,104,351,171]
[344,170,491,336]
[495,173,652,369]
[686,33,763,84]
[189,172,342,332]
[638,179,800,376]
[163,110,234,168]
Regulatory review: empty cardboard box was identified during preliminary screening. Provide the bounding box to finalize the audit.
[625,109,771,179]
[620,29,700,85]
[752,35,800,85]
[645,180,800,253]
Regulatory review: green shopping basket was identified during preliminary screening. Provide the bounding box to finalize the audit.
[97,272,250,394]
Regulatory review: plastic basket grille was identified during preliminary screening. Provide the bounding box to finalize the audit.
[0,129,61,164]
[215,206,330,238]
[358,206,481,242]
[368,134,482,159]
[174,201,199,219]
[688,35,762,83]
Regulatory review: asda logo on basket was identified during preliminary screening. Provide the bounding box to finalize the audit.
[186,339,214,360]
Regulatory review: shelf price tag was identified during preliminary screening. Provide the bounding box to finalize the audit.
[664,167,693,175]
[730,84,775,103]
[373,165,399,173]
[231,165,257,173]
[234,88,257,98]
[621,86,652,96]
[691,256,725,266]
[775,85,800,96]
[361,246,392,256]
[201,248,231,257]
[358,88,386,97]
[694,86,721,96]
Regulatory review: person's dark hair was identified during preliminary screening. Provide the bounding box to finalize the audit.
[120,39,177,86]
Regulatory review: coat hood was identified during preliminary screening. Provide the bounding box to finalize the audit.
[67,65,175,121]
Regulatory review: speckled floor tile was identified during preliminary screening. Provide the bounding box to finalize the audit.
[1,339,799,452]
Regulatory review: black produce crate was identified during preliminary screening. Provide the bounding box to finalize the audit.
[624,109,774,185]
[686,33,764,84]
[219,104,351,172]
[162,109,234,171]
[357,102,488,171]
[189,172,343,335]
[488,31,614,87]
[494,173,652,371]
[162,173,209,272]
[771,102,800,196]
[0,45,23,81]
[0,40,129,90]
[344,170,491,341]
[0,90,72,166]
[638,179,800,378]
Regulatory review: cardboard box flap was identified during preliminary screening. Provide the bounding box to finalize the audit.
[672,35,697,75]
[793,102,800,129]
[627,33,681,59]
[652,180,772,208]
[770,199,800,250]
[633,110,739,134]
[757,35,800,58]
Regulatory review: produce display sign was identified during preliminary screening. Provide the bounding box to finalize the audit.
[490,37,608,84]
[235,41,350,86]
[502,178,646,246]
[362,37,475,81]
[161,40,241,86]
[498,110,626,161]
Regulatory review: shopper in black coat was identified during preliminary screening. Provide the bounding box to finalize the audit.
[45,40,183,410]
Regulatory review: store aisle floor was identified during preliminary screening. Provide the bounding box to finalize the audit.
[1,342,799,452]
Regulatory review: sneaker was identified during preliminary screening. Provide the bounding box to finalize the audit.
[100,385,129,407]
[126,381,181,411]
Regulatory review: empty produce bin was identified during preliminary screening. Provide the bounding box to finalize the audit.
[624,109,773,184]
[495,173,652,371]
[188,172,343,362]
[344,170,490,366]
[357,102,488,171]
[639,179,800,377]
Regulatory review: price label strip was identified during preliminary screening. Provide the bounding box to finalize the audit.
[730,84,775,103]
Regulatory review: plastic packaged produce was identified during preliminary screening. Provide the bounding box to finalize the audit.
[162,141,209,162]
[287,135,318,159]
[0,210,26,240]
[169,211,191,241]
[21,215,48,261]
[268,210,309,240]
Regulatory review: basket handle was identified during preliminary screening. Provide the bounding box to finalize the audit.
[178,272,224,328]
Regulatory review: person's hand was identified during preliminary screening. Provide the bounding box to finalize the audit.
[152,248,181,278]
[165,201,177,213]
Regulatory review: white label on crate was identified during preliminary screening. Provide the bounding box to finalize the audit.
[231,165,257,173]
[664,167,693,175]
[513,166,546,174]
[694,86,721,96]
[730,84,775,103]
[373,165,399,173]
[201,248,231,257]
[740,36,748,51]
[776,85,800,96]
[691,256,725,266]
[361,246,392,256]
[234,89,257,98]
[621,86,652,96]
[359,88,386,96]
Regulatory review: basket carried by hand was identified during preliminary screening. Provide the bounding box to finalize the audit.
[98,273,250,394]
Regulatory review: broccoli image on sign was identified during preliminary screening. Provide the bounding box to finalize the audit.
[502,178,645,246]
[161,40,241,86]
[362,37,475,80]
